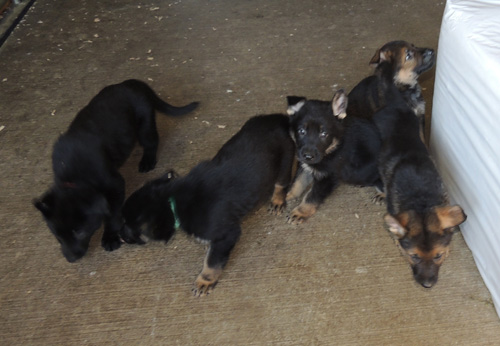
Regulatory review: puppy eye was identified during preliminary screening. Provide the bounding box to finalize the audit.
[405,51,413,61]
[434,253,443,260]
[411,254,421,263]
[297,128,306,136]
[319,131,328,139]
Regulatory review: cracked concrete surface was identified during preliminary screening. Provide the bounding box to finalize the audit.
[0,0,499,344]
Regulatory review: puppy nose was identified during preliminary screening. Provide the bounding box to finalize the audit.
[304,153,315,161]
[423,49,434,57]
[419,275,437,288]
[421,281,434,288]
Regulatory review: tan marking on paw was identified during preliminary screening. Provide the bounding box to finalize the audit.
[287,202,317,225]
[192,257,222,297]
[269,184,286,215]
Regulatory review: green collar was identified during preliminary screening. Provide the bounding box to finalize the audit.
[169,196,181,230]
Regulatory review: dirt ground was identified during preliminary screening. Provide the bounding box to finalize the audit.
[1,0,499,345]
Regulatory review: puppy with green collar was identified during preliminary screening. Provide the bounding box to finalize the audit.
[122,114,295,297]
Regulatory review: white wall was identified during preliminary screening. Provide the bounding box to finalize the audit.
[430,0,500,318]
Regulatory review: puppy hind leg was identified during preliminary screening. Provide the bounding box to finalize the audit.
[270,148,296,215]
[193,227,241,297]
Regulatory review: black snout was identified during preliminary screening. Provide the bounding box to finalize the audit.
[62,247,86,263]
[416,48,436,74]
[412,263,439,288]
[60,238,91,263]
[298,147,321,164]
[304,152,315,161]
[422,49,435,63]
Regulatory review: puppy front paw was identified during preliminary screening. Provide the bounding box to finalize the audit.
[268,201,286,216]
[138,155,157,173]
[102,234,122,251]
[287,203,317,225]
[287,211,308,225]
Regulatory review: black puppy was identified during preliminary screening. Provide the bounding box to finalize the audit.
[374,95,466,288]
[122,114,295,296]
[347,40,435,135]
[34,79,198,262]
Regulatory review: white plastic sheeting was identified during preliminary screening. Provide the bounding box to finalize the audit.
[430,0,500,317]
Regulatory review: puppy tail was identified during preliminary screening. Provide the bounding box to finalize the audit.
[123,79,199,116]
[156,100,199,116]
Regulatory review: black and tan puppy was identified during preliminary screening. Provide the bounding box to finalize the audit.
[285,89,381,224]
[374,95,466,288]
[324,40,435,206]
[34,79,198,262]
[347,40,435,133]
[122,114,295,296]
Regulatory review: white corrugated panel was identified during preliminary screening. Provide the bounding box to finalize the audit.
[430,0,500,317]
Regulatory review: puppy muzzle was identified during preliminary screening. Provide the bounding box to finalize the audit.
[416,48,435,74]
[298,147,322,165]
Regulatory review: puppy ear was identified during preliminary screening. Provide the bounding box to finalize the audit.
[33,193,55,217]
[286,96,306,115]
[331,89,347,119]
[370,48,392,67]
[369,48,382,66]
[433,205,467,231]
[384,213,409,238]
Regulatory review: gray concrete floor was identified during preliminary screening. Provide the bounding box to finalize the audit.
[1,0,499,344]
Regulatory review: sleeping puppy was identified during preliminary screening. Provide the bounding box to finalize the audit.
[122,113,295,296]
[374,94,466,288]
[34,79,198,262]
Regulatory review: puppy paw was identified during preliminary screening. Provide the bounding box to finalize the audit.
[269,184,286,215]
[138,156,157,173]
[371,194,385,205]
[268,201,286,216]
[287,203,317,225]
[192,267,222,297]
[101,234,122,252]
[192,275,218,297]
[287,212,307,225]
